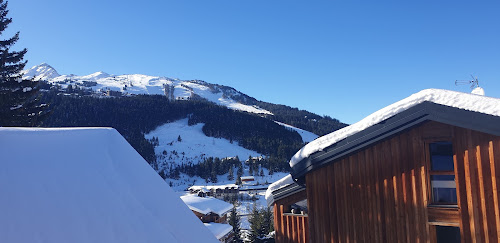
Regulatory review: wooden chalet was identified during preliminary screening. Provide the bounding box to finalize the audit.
[180,195,234,242]
[268,89,500,243]
[180,195,233,223]
[241,176,255,183]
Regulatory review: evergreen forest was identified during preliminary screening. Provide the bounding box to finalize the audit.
[37,89,345,177]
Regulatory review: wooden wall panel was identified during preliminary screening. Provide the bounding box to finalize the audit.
[304,129,430,243]
[299,121,500,243]
[268,121,500,243]
[453,127,500,243]
[274,190,308,243]
[490,140,500,242]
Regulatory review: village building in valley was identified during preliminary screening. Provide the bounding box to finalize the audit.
[181,194,234,242]
[267,89,500,243]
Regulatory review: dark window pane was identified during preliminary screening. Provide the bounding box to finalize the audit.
[436,226,460,243]
[430,142,454,171]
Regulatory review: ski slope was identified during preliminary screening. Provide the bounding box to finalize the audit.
[275,121,318,143]
[145,118,261,168]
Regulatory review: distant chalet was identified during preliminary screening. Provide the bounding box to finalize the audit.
[241,176,255,183]
[0,128,218,243]
[267,89,500,243]
[181,195,234,242]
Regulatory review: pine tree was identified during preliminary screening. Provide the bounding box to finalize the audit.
[235,175,242,186]
[248,204,264,242]
[177,135,182,142]
[262,206,274,235]
[0,0,43,126]
[237,163,243,177]
[228,205,242,242]
[249,163,254,175]
[210,166,218,183]
[227,165,234,181]
[260,168,264,177]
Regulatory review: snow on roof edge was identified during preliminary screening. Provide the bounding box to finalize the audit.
[290,88,500,167]
[204,223,233,240]
[188,184,238,191]
[180,195,233,216]
[265,174,294,205]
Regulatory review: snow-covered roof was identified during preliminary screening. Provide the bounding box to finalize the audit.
[265,174,294,204]
[0,127,218,243]
[290,88,500,167]
[204,223,233,240]
[189,184,238,191]
[241,176,255,180]
[180,195,233,216]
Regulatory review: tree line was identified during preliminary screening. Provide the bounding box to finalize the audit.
[38,92,317,173]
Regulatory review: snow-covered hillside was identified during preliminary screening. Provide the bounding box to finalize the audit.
[275,121,318,143]
[23,63,272,115]
[145,118,261,169]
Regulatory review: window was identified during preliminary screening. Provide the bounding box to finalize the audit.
[283,198,308,216]
[290,199,308,215]
[435,226,460,243]
[429,141,457,205]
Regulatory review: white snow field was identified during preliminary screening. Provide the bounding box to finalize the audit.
[0,127,218,243]
[275,121,318,143]
[291,88,500,167]
[23,63,272,115]
[145,118,261,166]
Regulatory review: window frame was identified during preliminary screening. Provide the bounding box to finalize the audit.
[424,138,460,233]
[425,139,459,207]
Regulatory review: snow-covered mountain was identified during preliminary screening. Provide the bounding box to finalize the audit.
[23,63,60,80]
[23,63,272,115]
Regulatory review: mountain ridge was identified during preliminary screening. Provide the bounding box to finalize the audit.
[23,63,273,115]
[25,63,347,137]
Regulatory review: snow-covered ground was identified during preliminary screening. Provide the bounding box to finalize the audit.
[145,118,261,170]
[0,127,218,243]
[275,121,318,143]
[142,116,290,233]
[23,63,272,115]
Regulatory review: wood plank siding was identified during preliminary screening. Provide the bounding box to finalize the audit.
[274,190,309,243]
[304,121,500,243]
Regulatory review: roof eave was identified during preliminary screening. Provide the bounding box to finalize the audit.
[291,101,500,184]
[267,182,305,207]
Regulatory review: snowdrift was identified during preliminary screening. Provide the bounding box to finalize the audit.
[0,127,217,243]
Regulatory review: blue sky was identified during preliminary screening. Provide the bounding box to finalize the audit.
[8,1,500,124]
